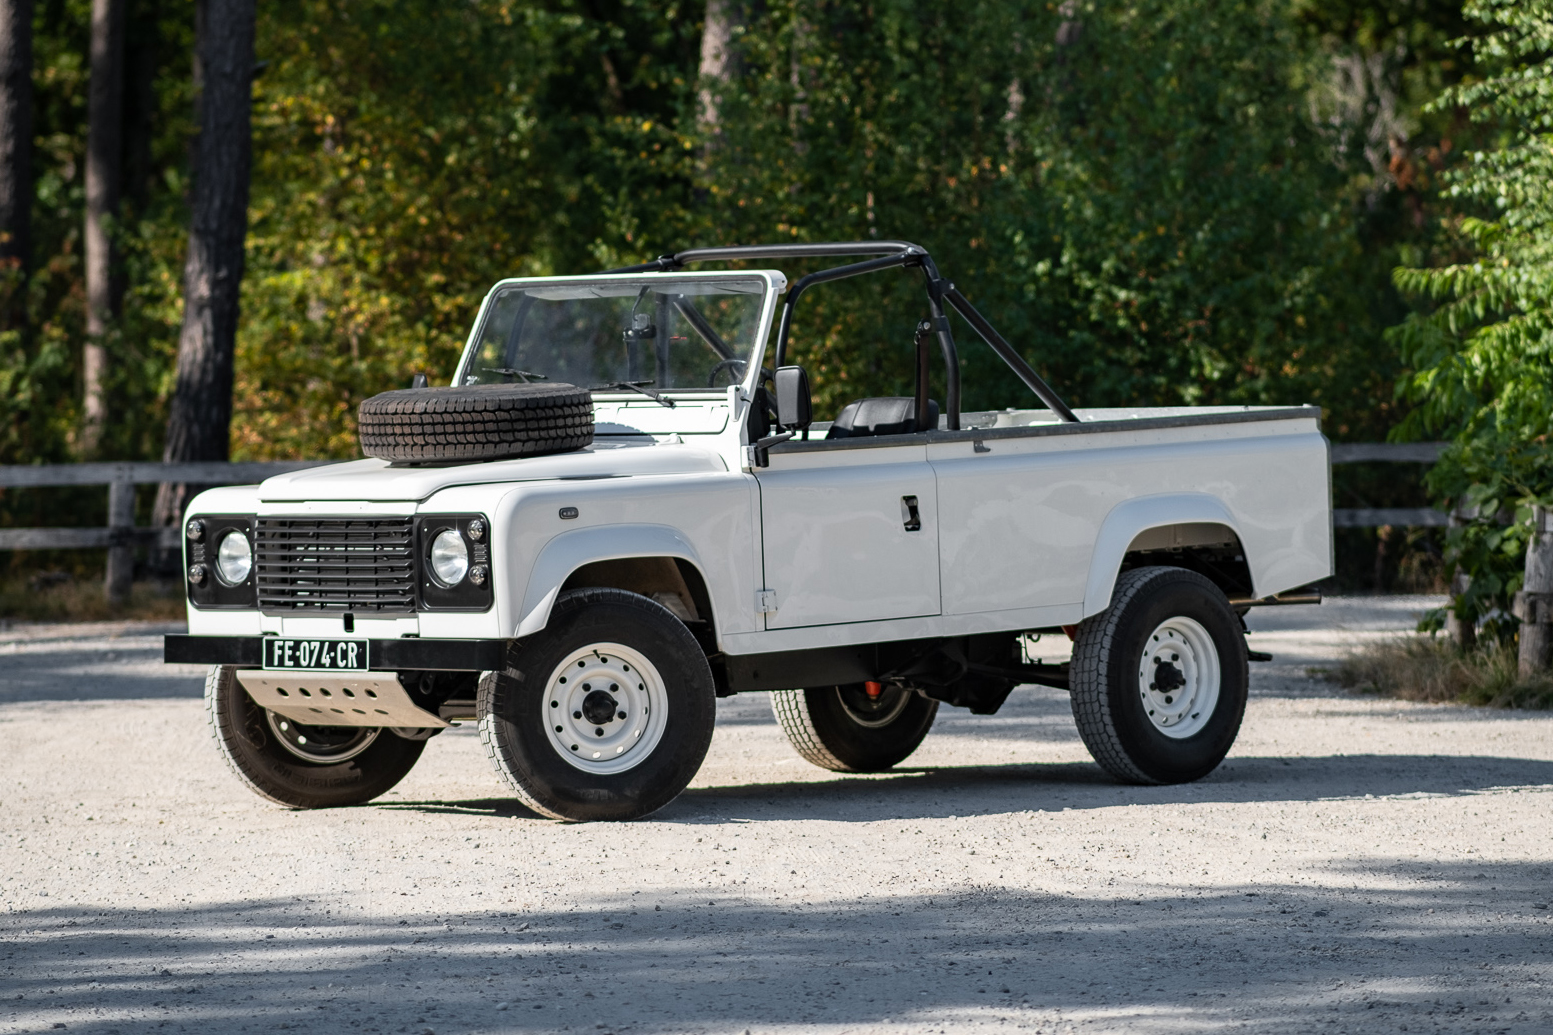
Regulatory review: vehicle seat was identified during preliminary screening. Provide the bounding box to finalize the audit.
[825,397,939,439]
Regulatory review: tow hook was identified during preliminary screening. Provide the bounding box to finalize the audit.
[864,681,884,699]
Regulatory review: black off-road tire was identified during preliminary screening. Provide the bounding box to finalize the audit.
[1069,566,1248,785]
[477,588,717,821]
[357,382,594,463]
[770,685,939,773]
[206,665,426,808]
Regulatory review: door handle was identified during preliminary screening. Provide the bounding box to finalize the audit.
[901,495,922,532]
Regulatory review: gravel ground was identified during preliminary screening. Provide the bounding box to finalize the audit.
[3,596,1552,1035]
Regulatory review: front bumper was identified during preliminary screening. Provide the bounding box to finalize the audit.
[164,635,506,672]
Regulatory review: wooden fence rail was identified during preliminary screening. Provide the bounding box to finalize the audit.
[0,460,330,601]
[0,443,1450,600]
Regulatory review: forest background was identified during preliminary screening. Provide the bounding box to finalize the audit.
[0,0,1532,599]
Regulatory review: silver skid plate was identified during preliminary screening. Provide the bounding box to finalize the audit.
[235,671,449,728]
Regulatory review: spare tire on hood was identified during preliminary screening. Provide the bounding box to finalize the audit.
[357,381,594,463]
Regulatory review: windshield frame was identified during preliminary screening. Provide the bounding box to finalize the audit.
[453,270,786,397]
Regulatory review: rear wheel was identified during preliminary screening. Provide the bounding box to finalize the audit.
[205,665,426,808]
[771,685,938,772]
[478,588,717,821]
[1069,566,1248,784]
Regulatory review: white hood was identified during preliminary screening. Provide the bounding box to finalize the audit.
[257,440,728,502]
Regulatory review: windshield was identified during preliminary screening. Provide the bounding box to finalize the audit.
[459,277,768,392]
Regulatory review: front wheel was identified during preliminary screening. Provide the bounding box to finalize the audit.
[205,666,426,807]
[1069,566,1248,784]
[478,588,718,821]
[771,685,939,772]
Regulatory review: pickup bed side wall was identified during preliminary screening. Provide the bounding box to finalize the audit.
[931,422,1330,622]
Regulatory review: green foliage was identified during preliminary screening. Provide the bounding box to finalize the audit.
[1388,0,1553,631]
[697,0,1402,430]
[235,0,700,458]
[0,0,1489,484]
[0,0,193,563]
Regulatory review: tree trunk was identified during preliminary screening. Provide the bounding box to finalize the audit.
[153,0,255,531]
[697,0,734,136]
[122,0,161,217]
[0,0,34,324]
[82,0,126,456]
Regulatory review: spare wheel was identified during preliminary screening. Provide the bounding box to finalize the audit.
[357,382,594,463]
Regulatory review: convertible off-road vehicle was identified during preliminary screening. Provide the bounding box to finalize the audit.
[165,241,1331,821]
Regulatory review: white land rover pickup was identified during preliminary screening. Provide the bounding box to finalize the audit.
[165,241,1331,821]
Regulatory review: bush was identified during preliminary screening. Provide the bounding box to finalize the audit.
[0,575,185,623]
[1332,635,1553,710]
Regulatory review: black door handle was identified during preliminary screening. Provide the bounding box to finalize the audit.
[901,495,922,532]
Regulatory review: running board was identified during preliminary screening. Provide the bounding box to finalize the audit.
[234,671,449,728]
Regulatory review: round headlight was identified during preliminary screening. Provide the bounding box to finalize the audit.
[215,530,253,584]
[430,528,469,585]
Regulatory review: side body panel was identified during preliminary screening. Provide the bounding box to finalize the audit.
[928,418,1330,621]
[752,444,940,629]
[184,408,1330,667]
[719,413,1330,656]
[486,472,762,646]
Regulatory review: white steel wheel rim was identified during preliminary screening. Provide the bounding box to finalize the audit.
[543,643,668,775]
[1136,616,1220,739]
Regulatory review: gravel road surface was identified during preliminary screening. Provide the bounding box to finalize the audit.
[3,597,1552,1035]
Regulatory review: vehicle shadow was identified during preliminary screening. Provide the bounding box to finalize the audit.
[669,752,1553,818]
[9,858,1549,1034]
[374,753,1553,826]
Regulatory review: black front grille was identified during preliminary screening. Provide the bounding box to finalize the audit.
[255,517,416,613]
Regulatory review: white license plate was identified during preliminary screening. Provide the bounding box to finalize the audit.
[262,638,369,671]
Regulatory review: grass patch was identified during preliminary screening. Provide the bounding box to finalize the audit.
[0,575,186,623]
[1333,636,1553,710]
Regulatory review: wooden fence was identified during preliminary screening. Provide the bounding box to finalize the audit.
[0,461,330,601]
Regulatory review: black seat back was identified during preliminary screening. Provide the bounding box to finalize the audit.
[825,397,939,439]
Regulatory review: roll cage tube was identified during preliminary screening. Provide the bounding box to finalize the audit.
[600,241,1080,425]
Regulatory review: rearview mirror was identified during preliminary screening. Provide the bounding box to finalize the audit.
[774,366,812,431]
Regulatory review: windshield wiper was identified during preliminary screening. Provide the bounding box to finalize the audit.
[589,380,676,408]
[482,367,548,383]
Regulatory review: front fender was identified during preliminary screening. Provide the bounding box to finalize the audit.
[1080,493,1243,619]
[514,524,706,638]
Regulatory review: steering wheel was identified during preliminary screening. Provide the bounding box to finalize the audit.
[707,358,774,388]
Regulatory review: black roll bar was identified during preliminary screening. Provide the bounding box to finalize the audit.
[772,251,925,367]
[942,287,1079,423]
[668,294,735,360]
[598,240,1078,426]
[602,241,921,274]
[916,254,963,430]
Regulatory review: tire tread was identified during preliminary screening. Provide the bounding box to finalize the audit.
[358,382,594,462]
[1069,568,1170,784]
[769,689,854,772]
[477,587,717,821]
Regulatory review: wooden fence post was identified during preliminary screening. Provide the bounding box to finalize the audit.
[1518,505,1553,679]
[104,475,134,604]
[1446,504,1476,651]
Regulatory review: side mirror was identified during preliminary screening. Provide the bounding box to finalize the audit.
[774,365,812,431]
